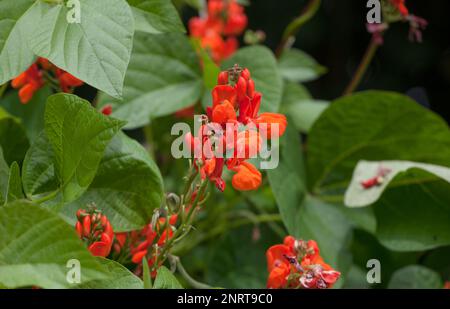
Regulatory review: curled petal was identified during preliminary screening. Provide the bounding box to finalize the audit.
[231,162,262,191]
[256,113,287,139]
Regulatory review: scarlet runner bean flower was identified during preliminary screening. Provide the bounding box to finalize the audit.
[189,0,247,63]
[187,65,287,192]
[75,208,114,257]
[11,58,83,103]
[266,236,340,289]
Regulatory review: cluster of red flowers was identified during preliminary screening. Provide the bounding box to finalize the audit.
[266,236,340,289]
[186,66,287,192]
[189,0,247,63]
[75,209,114,257]
[389,0,409,16]
[11,58,83,104]
[114,214,178,276]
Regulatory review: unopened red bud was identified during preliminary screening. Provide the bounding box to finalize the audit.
[247,79,255,98]
[75,221,83,238]
[241,68,251,80]
[131,250,148,264]
[218,71,229,85]
[82,216,91,237]
[236,76,247,101]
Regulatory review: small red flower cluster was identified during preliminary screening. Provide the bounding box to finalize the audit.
[114,214,178,276]
[186,66,287,192]
[266,236,340,289]
[11,58,83,104]
[75,209,114,257]
[189,0,247,63]
[360,166,391,189]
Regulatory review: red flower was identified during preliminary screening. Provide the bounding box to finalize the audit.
[75,208,114,257]
[11,58,84,103]
[189,0,247,63]
[11,64,44,104]
[389,0,409,16]
[231,161,262,191]
[266,236,340,289]
[101,104,113,116]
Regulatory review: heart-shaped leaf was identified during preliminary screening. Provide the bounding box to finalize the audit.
[44,94,125,203]
[28,0,134,98]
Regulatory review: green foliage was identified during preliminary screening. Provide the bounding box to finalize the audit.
[307,91,450,198]
[129,0,185,34]
[278,49,326,82]
[44,94,125,203]
[75,258,143,289]
[388,265,443,289]
[153,266,183,289]
[99,32,203,129]
[0,201,107,288]
[0,106,29,165]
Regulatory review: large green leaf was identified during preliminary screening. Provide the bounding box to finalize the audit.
[1,86,52,141]
[0,106,29,165]
[0,0,36,84]
[307,91,450,198]
[44,94,125,203]
[278,49,326,83]
[128,0,185,34]
[99,32,203,129]
[28,0,134,98]
[75,257,143,289]
[374,168,450,251]
[61,132,164,232]
[267,122,306,234]
[0,201,106,288]
[223,46,283,113]
[153,266,183,289]
[345,160,450,207]
[388,265,443,289]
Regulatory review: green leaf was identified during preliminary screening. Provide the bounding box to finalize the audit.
[0,0,37,84]
[388,265,443,289]
[22,132,58,198]
[28,0,134,98]
[191,39,220,91]
[0,106,29,165]
[278,49,326,82]
[267,122,306,234]
[128,0,185,34]
[223,46,283,113]
[286,100,329,133]
[0,201,106,288]
[374,168,450,251]
[307,91,450,198]
[153,266,183,289]
[142,257,152,289]
[44,93,125,203]
[75,257,143,289]
[99,32,203,129]
[1,87,52,141]
[61,132,164,232]
[345,160,450,207]
[4,162,24,204]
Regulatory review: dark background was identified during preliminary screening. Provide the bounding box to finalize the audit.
[185,0,450,122]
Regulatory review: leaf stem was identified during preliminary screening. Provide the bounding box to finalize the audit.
[32,189,60,204]
[275,0,321,57]
[169,255,214,289]
[343,37,379,95]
